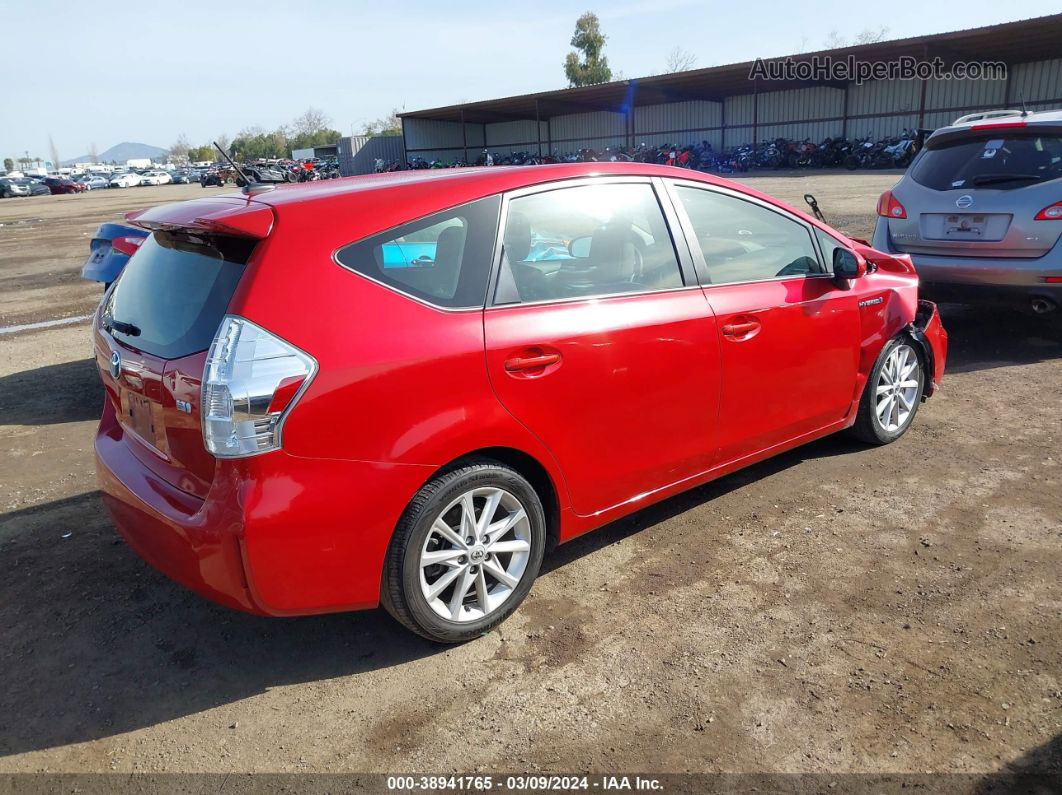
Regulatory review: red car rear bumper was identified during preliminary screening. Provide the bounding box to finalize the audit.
[95,400,435,616]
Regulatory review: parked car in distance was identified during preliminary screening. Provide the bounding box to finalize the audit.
[81,222,149,288]
[170,171,190,184]
[873,108,1062,315]
[0,177,31,197]
[43,176,86,194]
[93,163,947,643]
[109,172,141,188]
[81,174,110,190]
[22,178,51,196]
[139,171,172,186]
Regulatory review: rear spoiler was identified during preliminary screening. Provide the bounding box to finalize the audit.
[926,120,1062,149]
[126,197,275,239]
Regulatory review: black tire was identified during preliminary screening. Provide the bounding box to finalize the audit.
[849,337,925,445]
[843,154,860,171]
[381,458,546,643]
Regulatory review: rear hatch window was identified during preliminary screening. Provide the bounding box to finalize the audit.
[102,231,253,358]
[99,231,256,497]
[911,131,1062,191]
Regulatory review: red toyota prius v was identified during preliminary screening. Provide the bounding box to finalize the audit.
[92,163,947,642]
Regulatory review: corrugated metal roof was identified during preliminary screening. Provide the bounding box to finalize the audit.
[401,14,1062,123]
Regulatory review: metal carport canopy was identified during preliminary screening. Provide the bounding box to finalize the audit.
[399,13,1062,123]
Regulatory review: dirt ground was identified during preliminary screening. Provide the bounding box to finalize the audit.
[0,175,1059,779]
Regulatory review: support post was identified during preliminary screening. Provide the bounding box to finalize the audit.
[842,82,850,138]
[535,101,542,158]
[460,109,468,164]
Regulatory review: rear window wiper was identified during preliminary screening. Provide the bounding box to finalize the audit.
[970,173,1040,186]
[107,319,141,337]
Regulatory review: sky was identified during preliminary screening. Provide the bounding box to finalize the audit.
[1,0,1056,162]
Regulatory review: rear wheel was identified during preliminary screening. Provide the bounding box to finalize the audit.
[849,338,925,444]
[381,459,546,643]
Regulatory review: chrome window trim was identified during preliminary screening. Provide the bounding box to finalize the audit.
[488,175,690,309]
[484,284,705,313]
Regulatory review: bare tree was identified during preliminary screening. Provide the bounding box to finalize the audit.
[853,26,889,44]
[823,30,846,49]
[665,46,697,73]
[216,133,232,157]
[292,107,331,136]
[48,136,60,169]
[823,26,889,49]
[169,133,191,164]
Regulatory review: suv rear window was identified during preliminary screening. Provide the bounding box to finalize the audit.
[103,231,253,359]
[911,132,1062,190]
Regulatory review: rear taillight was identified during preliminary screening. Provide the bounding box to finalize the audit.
[111,236,144,256]
[876,191,907,219]
[1034,201,1062,220]
[202,316,316,458]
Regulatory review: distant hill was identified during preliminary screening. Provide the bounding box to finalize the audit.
[63,142,168,165]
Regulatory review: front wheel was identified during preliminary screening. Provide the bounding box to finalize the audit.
[849,338,925,444]
[381,459,546,643]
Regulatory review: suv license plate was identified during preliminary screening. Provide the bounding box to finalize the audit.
[944,214,986,237]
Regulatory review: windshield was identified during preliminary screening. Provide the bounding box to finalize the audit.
[912,132,1062,190]
[103,231,254,359]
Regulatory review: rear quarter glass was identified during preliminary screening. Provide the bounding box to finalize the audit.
[104,232,255,359]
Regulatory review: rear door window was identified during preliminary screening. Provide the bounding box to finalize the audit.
[912,133,1062,190]
[335,196,501,309]
[103,231,253,359]
[496,182,683,304]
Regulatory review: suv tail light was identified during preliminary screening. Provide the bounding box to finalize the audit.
[877,191,907,219]
[1034,201,1062,220]
[202,316,316,457]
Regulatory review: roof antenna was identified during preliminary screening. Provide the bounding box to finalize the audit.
[212,141,255,192]
[1019,90,1028,118]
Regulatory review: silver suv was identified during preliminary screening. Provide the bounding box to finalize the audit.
[872,109,1062,315]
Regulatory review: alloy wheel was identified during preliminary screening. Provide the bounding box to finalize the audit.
[418,487,532,623]
[875,344,920,432]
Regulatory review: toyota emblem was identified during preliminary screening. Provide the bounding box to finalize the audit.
[109,350,121,379]
[955,194,974,209]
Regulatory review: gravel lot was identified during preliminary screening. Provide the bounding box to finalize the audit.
[0,176,1059,778]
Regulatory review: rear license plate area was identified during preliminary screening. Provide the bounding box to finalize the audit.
[943,214,987,239]
[123,390,159,447]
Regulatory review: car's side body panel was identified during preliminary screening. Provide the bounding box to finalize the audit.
[94,163,947,616]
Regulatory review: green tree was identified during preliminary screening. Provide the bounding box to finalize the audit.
[362,109,402,136]
[563,12,612,87]
[3,158,13,172]
[188,145,215,162]
[230,126,290,160]
[289,127,343,151]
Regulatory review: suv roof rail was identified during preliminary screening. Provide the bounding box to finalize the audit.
[952,109,1024,125]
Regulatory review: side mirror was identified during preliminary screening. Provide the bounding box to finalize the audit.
[833,247,867,280]
[568,236,591,258]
